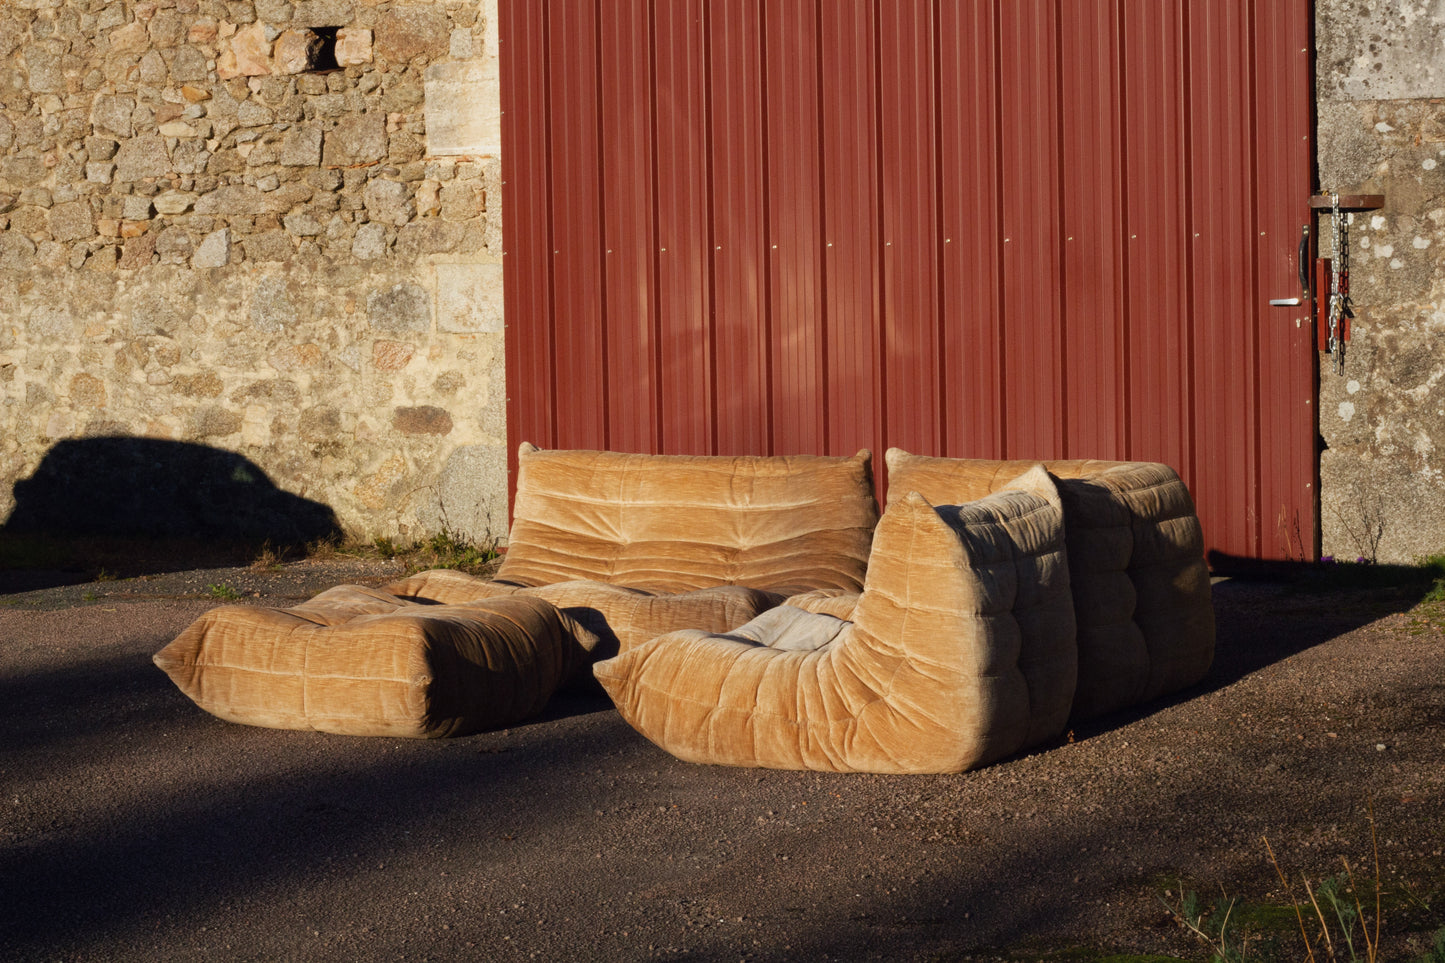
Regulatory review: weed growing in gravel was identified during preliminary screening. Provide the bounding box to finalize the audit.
[1420,553,1445,603]
[1296,554,1445,601]
[1159,804,1444,963]
[206,582,243,601]
[1419,927,1445,963]
[249,541,288,572]
[304,529,499,577]
[1157,887,1259,963]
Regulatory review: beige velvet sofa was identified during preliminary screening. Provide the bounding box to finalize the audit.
[156,444,880,736]
[593,467,1079,773]
[786,450,1215,722]
[384,442,880,655]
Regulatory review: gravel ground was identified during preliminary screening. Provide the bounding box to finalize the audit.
[1,563,1442,962]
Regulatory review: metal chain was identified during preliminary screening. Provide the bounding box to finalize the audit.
[1326,192,1350,374]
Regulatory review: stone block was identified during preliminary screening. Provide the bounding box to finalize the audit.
[436,262,503,334]
[139,50,169,86]
[1324,2,1445,101]
[91,95,135,138]
[279,124,322,166]
[190,405,243,439]
[237,100,275,127]
[117,233,158,269]
[375,7,449,62]
[243,230,297,262]
[108,21,150,58]
[49,201,96,243]
[193,228,232,268]
[351,222,387,260]
[122,195,154,220]
[250,275,298,331]
[220,22,273,79]
[188,20,219,45]
[268,343,323,371]
[424,62,500,156]
[153,191,195,215]
[393,405,452,436]
[323,112,387,167]
[274,28,320,74]
[22,43,65,94]
[372,340,415,371]
[295,1,358,29]
[113,134,173,182]
[283,212,324,236]
[367,282,430,333]
[299,403,341,442]
[335,27,372,66]
[425,443,509,545]
[172,46,211,83]
[362,177,412,226]
[173,371,225,398]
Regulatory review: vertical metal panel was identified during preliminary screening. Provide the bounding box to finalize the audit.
[708,0,769,455]
[819,1,882,457]
[1253,0,1318,559]
[937,0,1003,458]
[599,2,660,454]
[652,0,714,454]
[546,0,606,448]
[1189,0,1261,557]
[500,0,555,464]
[998,0,1065,459]
[1121,0,1192,476]
[763,0,826,454]
[501,0,1316,560]
[1059,0,1127,459]
[877,0,942,457]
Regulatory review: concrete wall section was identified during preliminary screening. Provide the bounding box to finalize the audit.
[0,0,508,545]
[1317,0,1445,564]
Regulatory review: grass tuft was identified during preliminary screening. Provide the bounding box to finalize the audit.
[301,529,499,577]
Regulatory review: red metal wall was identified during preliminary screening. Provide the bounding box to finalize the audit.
[500,0,1316,561]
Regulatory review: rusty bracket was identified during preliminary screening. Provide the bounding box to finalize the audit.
[1308,193,1385,212]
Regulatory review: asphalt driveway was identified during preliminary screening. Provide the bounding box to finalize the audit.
[2,561,1442,961]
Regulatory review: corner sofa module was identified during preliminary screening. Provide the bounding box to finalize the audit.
[154,588,600,738]
[593,466,1078,774]
[389,442,881,655]
[883,449,1215,721]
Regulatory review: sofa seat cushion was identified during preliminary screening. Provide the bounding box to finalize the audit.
[885,449,1214,720]
[593,467,1077,773]
[780,588,861,620]
[154,588,597,738]
[495,443,878,595]
[387,569,781,657]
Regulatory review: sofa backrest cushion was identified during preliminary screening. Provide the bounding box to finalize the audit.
[497,443,878,595]
[884,449,1214,719]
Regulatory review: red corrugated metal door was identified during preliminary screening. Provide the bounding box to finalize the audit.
[500,0,1317,562]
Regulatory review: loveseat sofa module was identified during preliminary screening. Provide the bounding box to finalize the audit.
[498,443,879,594]
[594,466,1078,774]
[883,449,1215,721]
[154,588,599,738]
[388,444,881,655]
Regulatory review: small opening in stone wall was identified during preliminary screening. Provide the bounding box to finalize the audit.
[312,26,341,71]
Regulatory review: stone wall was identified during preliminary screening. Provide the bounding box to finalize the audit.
[1316,0,1445,564]
[0,0,507,545]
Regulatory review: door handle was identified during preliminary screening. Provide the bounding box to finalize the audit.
[1297,224,1311,294]
[1269,298,1302,306]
